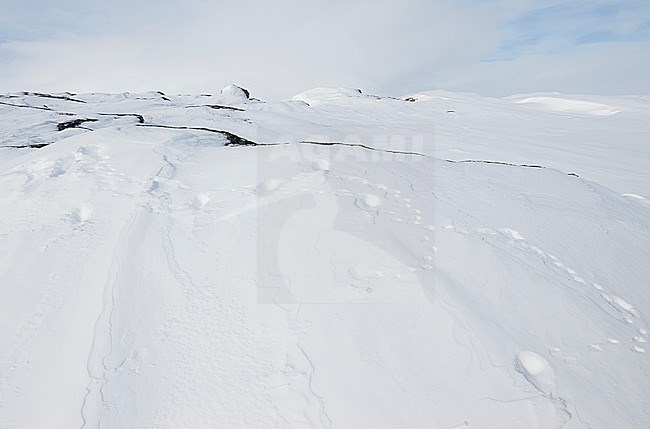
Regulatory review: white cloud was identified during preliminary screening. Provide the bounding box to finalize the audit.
[0,0,648,98]
[445,41,650,96]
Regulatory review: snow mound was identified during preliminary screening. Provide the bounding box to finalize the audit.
[292,87,365,105]
[514,351,555,395]
[256,178,280,193]
[51,154,78,177]
[192,193,210,210]
[71,205,93,223]
[356,193,382,209]
[622,193,646,200]
[400,89,471,102]
[220,84,250,101]
[510,96,620,116]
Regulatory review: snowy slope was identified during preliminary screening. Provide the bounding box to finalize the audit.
[0,88,648,428]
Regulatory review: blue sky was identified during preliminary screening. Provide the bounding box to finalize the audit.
[494,1,650,58]
[0,0,648,99]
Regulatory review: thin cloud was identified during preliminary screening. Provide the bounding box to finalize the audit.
[0,0,648,98]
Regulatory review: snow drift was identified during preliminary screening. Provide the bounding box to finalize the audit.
[0,87,648,428]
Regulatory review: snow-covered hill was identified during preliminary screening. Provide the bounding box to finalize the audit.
[0,87,648,428]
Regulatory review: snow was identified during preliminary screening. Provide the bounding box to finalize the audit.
[0,88,649,428]
[220,84,250,102]
[356,193,382,209]
[292,87,365,105]
[310,159,330,171]
[71,205,93,223]
[514,351,555,395]
[191,193,210,210]
[509,95,621,116]
[257,178,281,193]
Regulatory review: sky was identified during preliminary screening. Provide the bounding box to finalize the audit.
[0,0,649,100]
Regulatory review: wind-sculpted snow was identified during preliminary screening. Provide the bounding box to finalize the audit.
[0,88,648,428]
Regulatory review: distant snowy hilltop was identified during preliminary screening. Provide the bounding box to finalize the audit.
[0,85,648,428]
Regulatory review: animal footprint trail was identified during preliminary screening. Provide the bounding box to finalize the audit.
[251,162,648,354]
[443,224,648,357]
[344,175,439,273]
